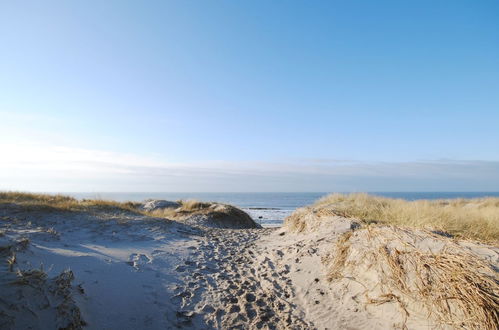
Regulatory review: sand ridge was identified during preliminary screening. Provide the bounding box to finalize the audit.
[1,201,497,329]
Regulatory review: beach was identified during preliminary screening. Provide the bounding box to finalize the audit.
[0,193,498,329]
[3,1,498,328]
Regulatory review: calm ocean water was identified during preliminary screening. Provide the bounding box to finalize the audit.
[69,192,499,227]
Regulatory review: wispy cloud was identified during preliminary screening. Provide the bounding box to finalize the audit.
[1,143,498,192]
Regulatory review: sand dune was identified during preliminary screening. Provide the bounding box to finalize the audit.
[0,194,497,329]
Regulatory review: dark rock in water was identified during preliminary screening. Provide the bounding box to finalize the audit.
[141,200,181,212]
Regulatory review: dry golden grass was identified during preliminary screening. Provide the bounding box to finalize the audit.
[287,194,499,327]
[0,191,142,213]
[12,269,48,286]
[0,192,259,228]
[289,193,499,243]
[324,227,499,329]
[7,254,16,272]
[151,199,259,228]
[325,231,352,280]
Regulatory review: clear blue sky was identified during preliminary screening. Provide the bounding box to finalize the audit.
[1,1,498,192]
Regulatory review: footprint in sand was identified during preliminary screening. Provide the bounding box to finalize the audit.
[127,253,152,270]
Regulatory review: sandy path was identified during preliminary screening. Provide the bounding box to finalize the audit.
[171,228,313,329]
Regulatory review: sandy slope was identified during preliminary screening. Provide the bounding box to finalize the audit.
[0,203,312,329]
[279,213,499,329]
[1,203,498,329]
[1,205,203,329]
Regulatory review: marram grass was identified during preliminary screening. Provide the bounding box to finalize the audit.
[287,193,499,243]
[0,191,141,213]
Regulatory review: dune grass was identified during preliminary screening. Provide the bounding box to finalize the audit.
[150,199,259,228]
[324,227,499,329]
[288,194,499,326]
[151,199,227,218]
[0,191,141,213]
[174,199,213,212]
[289,193,499,243]
[0,192,258,227]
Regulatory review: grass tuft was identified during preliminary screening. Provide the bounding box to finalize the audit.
[7,253,16,272]
[12,269,48,286]
[0,192,259,228]
[286,193,499,242]
[0,191,142,214]
[323,227,499,329]
[151,199,260,228]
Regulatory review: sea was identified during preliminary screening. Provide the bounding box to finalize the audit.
[68,192,499,228]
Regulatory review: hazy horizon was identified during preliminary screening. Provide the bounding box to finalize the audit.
[10,190,499,195]
[1,1,498,192]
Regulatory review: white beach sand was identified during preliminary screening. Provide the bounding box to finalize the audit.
[1,201,497,329]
